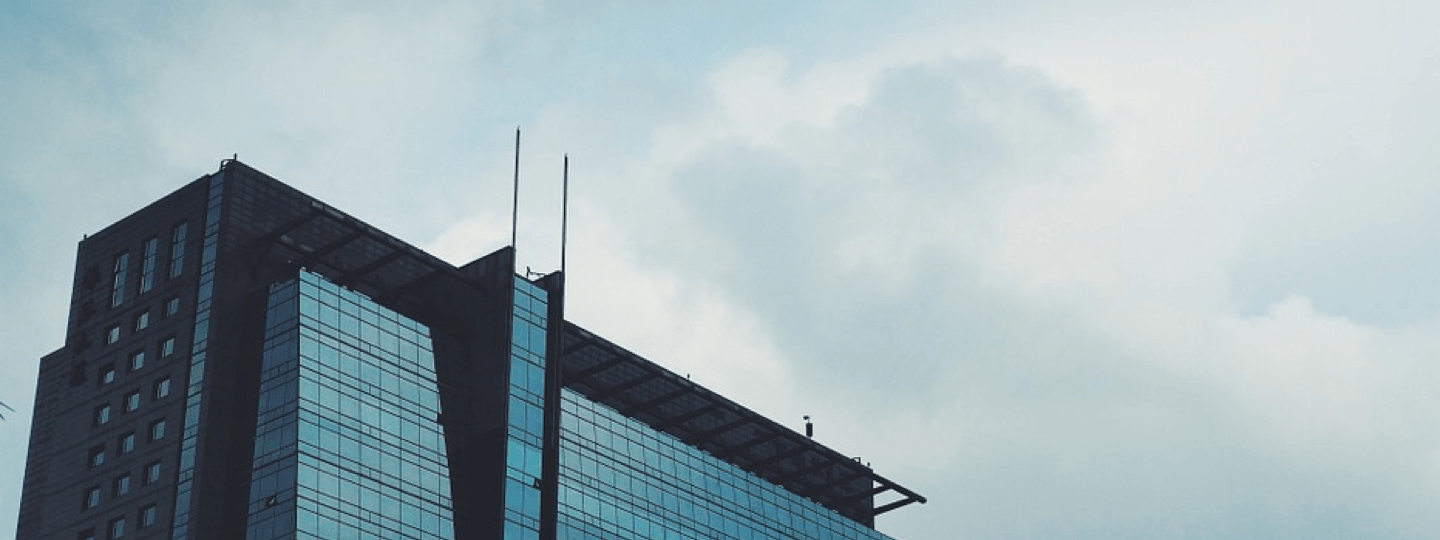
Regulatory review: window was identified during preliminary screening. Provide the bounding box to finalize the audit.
[138,504,158,529]
[118,432,135,455]
[123,391,140,413]
[111,253,130,307]
[94,403,112,426]
[134,311,150,332]
[76,527,96,540]
[163,296,180,318]
[108,516,125,539]
[105,325,121,345]
[98,364,116,387]
[112,473,131,497]
[87,445,106,468]
[82,486,101,510]
[148,418,166,442]
[129,350,145,372]
[139,237,158,294]
[159,337,175,357]
[143,461,161,485]
[169,222,187,279]
[153,377,171,400]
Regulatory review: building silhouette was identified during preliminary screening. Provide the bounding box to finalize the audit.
[17,160,924,540]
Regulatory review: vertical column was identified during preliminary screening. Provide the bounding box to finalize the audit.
[170,171,225,540]
[503,277,549,540]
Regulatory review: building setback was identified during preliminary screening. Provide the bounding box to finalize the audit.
[17,160,925,540]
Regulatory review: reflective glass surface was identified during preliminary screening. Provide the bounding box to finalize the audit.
[557,390,897,540]
[504,277,549,540]
[245,271,453,540]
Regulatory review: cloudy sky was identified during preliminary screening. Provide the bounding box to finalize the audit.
[4,1,1440,538]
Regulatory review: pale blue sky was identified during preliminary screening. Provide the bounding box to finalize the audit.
[4,1,1440,539]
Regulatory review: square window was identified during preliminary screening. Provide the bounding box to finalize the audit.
[94,404,112,426]
[98,364,116,387]
[153,377,171,400]
[148,419,166,442]
[133,311,149,333]
[164,297,180,318]
[160,337,175,357]
[108,516,125,539]
[123,391,140,413]
[139,505,157,528]
[82,485,100,510]
[143,461,161,485]
[118,432,135,455]
[87,445,106,468]
[105,325,121,345]
[113,473,131,497]
[129,351,145,372]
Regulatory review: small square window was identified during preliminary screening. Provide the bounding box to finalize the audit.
[143,461,161,485]
[82,485,101,510]
[138,504,158,529]
[118,432,135,455]
[160,337,175,357]
[153,377,171,400]
[108,516,125,539]
[129,351,145,372]
[123,391,140,413]
[87,445,106,468]
[163,297,180,318]
[93,404,112,426]
[148,419,166,442]
[112,473,131,497]
[98,364,116,387]
[105,325,121,345]
[133,312,150,333]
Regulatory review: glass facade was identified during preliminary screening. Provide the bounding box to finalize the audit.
[245,271,455,540]
[504,277,550,540]
[557,390,897,540]
[171,173,224,540]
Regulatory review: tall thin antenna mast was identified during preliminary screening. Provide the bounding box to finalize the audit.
[561,154,570,274]
[511,127,521,249]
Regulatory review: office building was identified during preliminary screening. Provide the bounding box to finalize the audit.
[17,160,925,539]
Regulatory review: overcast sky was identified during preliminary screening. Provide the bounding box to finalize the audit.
[4,1,1440,538]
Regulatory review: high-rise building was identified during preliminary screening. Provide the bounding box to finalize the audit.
[17,160,925,540]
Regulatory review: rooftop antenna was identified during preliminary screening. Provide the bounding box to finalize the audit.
[804,415,813,438]
[561,153,569,274]
[511,127,521,250]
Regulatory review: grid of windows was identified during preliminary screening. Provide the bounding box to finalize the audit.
[245,272,454,540]
[557,390,898,540]
[504,277,549,540]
